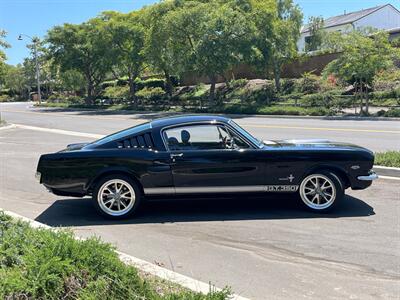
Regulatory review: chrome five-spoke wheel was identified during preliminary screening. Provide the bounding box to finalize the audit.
[299,173,342,211]
[93,175,141,219]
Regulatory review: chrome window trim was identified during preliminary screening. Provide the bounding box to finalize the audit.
[160,120,257,152]
[228,119,263,149]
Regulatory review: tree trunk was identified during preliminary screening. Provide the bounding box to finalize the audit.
[273,60,281,92]
[365,86,369,115]
[164,69,173,97]
[86,79,94,105]
[360,82,366,115]
[209,75,217,104]
[128,75,138,109]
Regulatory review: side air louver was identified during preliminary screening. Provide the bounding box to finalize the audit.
[117,133,155,149]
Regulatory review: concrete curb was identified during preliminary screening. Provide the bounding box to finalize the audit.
[0,124,16,130]
[1,209,250,300]
[374,165,400,178]
[374,165,400,171]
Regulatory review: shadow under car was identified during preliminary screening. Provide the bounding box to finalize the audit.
[35,194,375,227]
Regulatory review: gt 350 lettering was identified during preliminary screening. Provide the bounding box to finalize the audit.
[265,185,299,192]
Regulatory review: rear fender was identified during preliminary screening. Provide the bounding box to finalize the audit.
[86,167,142,193]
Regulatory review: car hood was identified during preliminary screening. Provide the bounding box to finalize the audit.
[264,139,371,152]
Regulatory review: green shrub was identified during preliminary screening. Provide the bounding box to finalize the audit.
[0,213,230,299]
[103,85,129,100]
[301,93,332,107]
[257,105,331,116]
[227,79,248,90]
[0,94,10,102]
[370,98,400,107]
[136,87,166,105]
[280,78,296,95]
[135,78,165,90]
[296,72,321,94]
[206,103,331,116]
[299,91,352,109]
[178,84,208,103]
[371,88,400,100]
[384,108,400,117]
[373,68,400,91]
[101,79,118,89]
[46,94,84,104]
[169,75,180,86]
[246,85,276,104]
[65,95,84,104]
[375,151,400,167]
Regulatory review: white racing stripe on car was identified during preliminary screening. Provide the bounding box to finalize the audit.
[0,209,250,300]
[14,124,103,139]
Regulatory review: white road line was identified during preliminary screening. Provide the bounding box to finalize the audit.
[14,124,103,139]
[374,165,400,171]
[378,175,400,181]
[0,124,16,130]
[0,209,249,300]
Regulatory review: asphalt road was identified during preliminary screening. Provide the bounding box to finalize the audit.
[1,102,399,151]
[1,102,400,299]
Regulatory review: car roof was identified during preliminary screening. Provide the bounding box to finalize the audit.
[150,115,231,129]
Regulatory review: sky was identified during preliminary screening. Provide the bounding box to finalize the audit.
[1,0,399,65]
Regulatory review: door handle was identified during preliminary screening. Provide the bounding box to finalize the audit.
[170,153,183,162]
[170,153,184,159]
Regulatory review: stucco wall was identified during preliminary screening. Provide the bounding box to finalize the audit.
[354,5,400,30]
[297,5,400,52]
[298,24,351,52]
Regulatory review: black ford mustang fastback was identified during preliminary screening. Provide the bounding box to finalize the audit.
[36,115,377,219]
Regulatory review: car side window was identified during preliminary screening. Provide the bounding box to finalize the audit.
[164,125,232,151]
[227,128,251,149]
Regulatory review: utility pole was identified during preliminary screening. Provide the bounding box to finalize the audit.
[18,34,41,104]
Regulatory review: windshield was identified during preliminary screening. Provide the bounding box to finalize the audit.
[228,120,263,148]
[90,122,151,146]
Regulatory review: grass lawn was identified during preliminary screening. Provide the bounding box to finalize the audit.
[374,151,400,168]
[0,212,230,300]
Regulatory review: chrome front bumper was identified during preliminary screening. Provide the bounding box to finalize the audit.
[357,171,378,181]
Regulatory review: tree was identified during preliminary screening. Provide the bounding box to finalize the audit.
[269,0,302,91]
[59,69,85,94]
[0,29,10,85]
[23,38,58,98]
[247,0,275,81]
[144,1,181,97]
[101,11,147,106]
[304,16,324,52]
[323,30,400,114]
[46,19,114,104]
[163,0,254,103]
[2,64,29,99]
[249,0,302,92]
